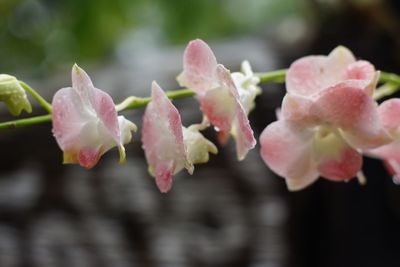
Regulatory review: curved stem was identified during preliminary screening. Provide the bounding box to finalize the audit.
[19,81,52,113]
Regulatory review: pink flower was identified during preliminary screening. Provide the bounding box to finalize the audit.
[260,46,388,190]
[367,99,400,181]
[142,82,192,192]
[177,39,256,160]
[52,64,137,169]
[142,82,217,193]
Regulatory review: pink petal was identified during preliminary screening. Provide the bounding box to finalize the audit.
[377,99,400,136]
[233,106,257,160]
[200,86,235,135]
[317,146,362,181]
[177,39,218,94]
[78,146,102,169]
[142,82,191,192]
[368,141,400,179]
[345,60,378,96]
[286,55,331,96]
[310,81,380,142]
[285,167,319,191]
[216,65,256,160]
[93,89,121,145]
[259,120,316,181]
[340,98,398,149]
[71,64,95,104]
[286,46,355,96]
[281,93,316,127]
[155,160,174,193]
[52,87,86,151]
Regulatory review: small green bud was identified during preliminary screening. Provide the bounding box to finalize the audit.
[0,74,32,116]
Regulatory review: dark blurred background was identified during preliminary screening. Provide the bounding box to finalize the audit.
[1,0,400,266]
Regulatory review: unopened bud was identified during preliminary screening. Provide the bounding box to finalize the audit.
[0,74,32,116]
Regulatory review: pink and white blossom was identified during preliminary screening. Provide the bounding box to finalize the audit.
[142,81,192,192]
[177,39,256,160]
[260,46,388,190]
[142,82,217,193]
[52,64,136,169]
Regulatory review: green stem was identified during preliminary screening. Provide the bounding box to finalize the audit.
[19,81,52,113]
[0,114,51,129]
[256,69,287,83]
[379,71,400,85]
[2,69,400,130]
[374,71,400,100]
[116,88,195,112]
[115,70,286,112]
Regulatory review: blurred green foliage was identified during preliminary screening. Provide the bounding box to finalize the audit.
[0,0,307,74]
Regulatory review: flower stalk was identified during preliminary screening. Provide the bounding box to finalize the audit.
[1,69,400,130]
[19,81,52,113]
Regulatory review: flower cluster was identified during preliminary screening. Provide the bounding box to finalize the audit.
[259,46,400,190]
[4,38,400,192]
[51,40,258,192]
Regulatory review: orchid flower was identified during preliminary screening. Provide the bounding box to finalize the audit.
[177,39,256,160]
[142,81,192,192]
[260,46,389,190]
[142,82,217,193]
[142,82,218,193]
[52,64,137,169]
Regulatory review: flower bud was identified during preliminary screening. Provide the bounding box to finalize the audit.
[0,74,32,116]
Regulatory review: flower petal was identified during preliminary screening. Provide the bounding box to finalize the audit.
[313,131,362,181]
[231,61,261,114]
[183,124,218,165]
[310,81,382,146]
[116,116,137,163]
[377,99,400,138]
[345,60,378,96]
[154,160,175,193]
[216,65,256,160]
[200,85,236,135]
[260,120,316,181]
[281,93,316,127]
[286,46,355,96]
[71,64,94,93]
[368,141,400,179]
[285,167,319,191]
[142,82,192,192]
[177,39,218,94]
